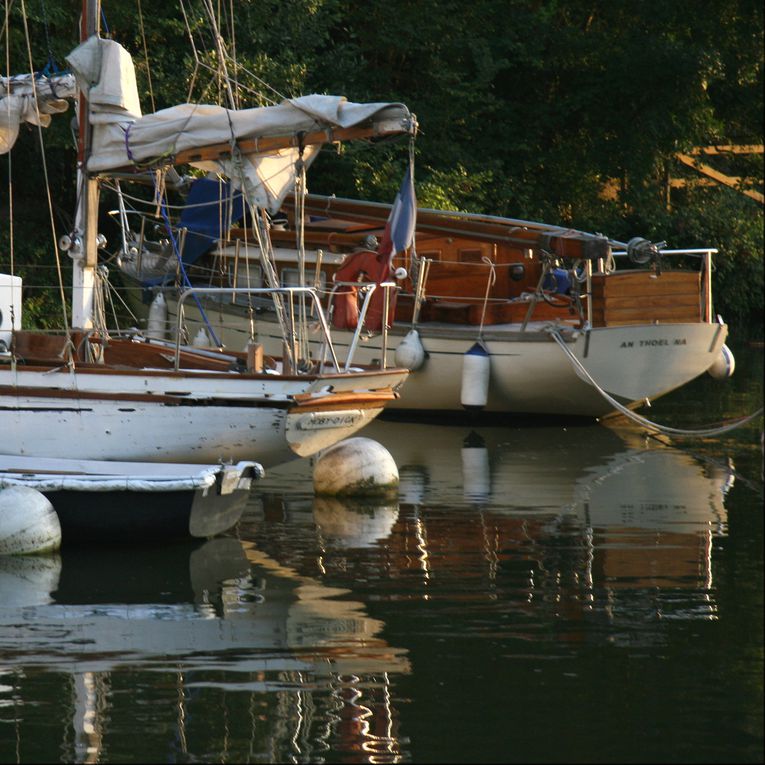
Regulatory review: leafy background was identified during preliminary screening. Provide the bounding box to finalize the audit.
[2,0,762,331]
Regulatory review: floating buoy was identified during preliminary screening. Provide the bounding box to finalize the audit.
[313,497,399,548]
[313,437,399,498]
[461,431,490,502]
[707,343,736,379]
[394,329,426,371]
[0,487,62,555]
[192,326,211,347]
[460,341,491,409]
[147,291,168,339]
[0,553,61,606]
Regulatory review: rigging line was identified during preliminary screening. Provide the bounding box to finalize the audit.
[294,141,310,363]
[37,0,56,71]
[177,0,282,106]
[190,59,280,104]
[227,0,238,105]
[223,60,284,104]
[645,431,763,497]
[136,0,155,112]
[153,178,222,347]
[0,0,17,42]
[549,327,764,437]
[19,0,71,344]
[477,256,496,339]
[103,269,139,328]
[200,0,236,110]
[178,0,201,101]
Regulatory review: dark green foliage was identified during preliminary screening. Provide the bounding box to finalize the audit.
[2,0,762,330]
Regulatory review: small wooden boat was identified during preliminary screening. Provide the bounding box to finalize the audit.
[0,455,263,542]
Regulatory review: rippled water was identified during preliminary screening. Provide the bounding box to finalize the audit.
[0,342,762,763]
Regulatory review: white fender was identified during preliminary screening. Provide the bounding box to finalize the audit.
[394,329,426,371]
[707,343,735,379]
[192,326,211,347]
[147,291,168,339]
[461,431,490,502]
[460,341,491,409]
[0,486,62,555]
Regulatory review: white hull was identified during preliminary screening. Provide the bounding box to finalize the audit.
[0,364,400,466]
[165,299,728,417]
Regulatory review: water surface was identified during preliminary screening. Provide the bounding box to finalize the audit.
[0,342,762,763]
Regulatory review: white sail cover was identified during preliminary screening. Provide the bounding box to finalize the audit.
[65,36,413,212]
[0,72,76,154]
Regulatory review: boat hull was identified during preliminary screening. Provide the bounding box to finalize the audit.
[0,365,399,466]
[0,455,262,541]
[162,299,727,417]
[40,485,248,542]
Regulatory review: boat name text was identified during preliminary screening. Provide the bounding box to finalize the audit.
[619,338,687,349]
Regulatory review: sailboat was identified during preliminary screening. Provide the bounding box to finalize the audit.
[113,182,735,422]
[0,2,413,468]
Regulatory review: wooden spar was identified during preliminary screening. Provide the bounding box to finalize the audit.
[281,194,613,260]
[106,121,414,175]
[174,123,411,165]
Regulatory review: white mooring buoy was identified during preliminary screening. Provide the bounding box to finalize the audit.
[394,328,426,370]
[460,341,491,409]
[313,437,399,498]
[0,553,62,606]
[0,486,62,555]
[707,343,736,380]
[312,497,399,548]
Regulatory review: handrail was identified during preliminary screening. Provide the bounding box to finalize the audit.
[326,281,397,371]
[174,286,340,373]
[611,248,719,256]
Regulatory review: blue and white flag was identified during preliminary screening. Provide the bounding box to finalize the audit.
[378,164,416,266]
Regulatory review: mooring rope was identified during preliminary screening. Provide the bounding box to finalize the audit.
[548,327,763,437]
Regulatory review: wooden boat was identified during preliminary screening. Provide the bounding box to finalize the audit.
[116,188,734,419]
[0,455,262,541]
[0,5,413,465]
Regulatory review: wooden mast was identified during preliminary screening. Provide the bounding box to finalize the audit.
[71,0,100,330]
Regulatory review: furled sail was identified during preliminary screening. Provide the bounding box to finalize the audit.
[66,36,414,213]
[0,72,76,154]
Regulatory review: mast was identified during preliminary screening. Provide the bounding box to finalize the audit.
[71,0,100,330]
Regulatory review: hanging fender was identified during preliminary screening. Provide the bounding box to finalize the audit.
[332,249,397,332]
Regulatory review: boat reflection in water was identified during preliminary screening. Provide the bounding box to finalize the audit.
[0,537,409,763]
[264,418,734,629]
[385,419,732,625]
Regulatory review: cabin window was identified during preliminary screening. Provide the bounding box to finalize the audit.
[281,268,326,289]
[232,263,262,305]
[235,263,262,288]
[418,250,442,262]
[280,268,300,287]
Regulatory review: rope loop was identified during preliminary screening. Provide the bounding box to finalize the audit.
[548,327,763,437]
